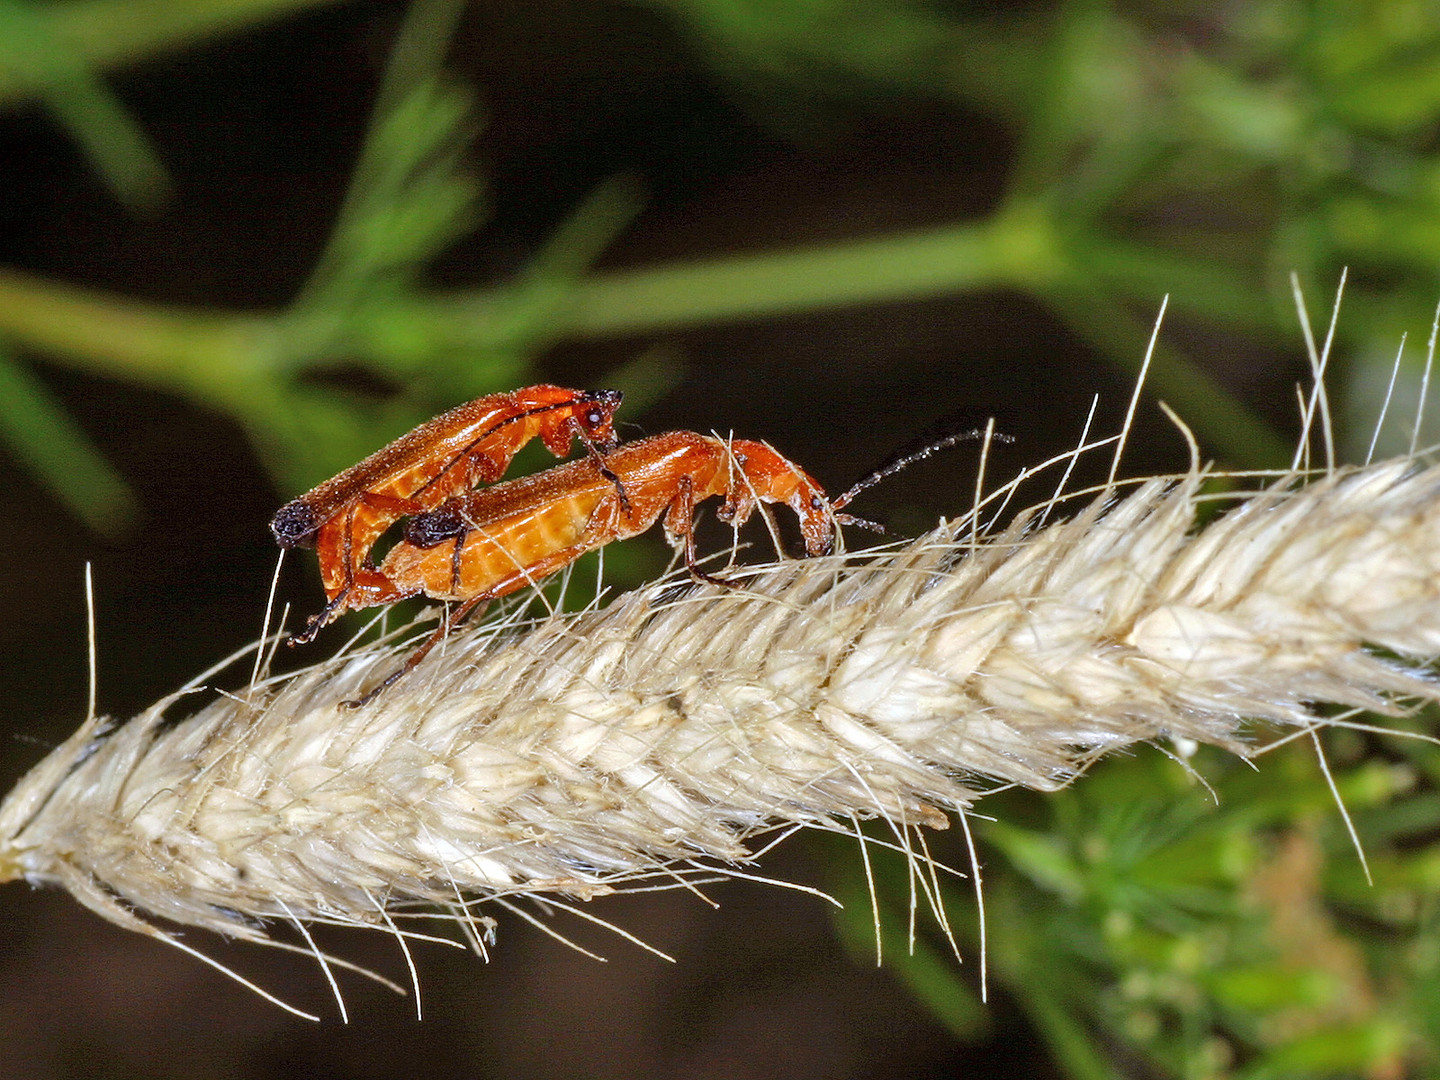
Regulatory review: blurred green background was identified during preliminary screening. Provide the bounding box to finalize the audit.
[3,1,1440,1077]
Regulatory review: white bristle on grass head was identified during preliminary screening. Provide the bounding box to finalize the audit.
[7,293,1440,1015]
[6,449,1440,1009]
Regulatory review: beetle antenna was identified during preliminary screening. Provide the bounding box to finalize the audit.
[834,511,887,534]
[832,427,1011,511]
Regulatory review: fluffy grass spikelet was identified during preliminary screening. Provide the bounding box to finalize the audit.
[5,449,1440,1003]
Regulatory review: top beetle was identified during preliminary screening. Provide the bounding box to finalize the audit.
[271,384,622,639]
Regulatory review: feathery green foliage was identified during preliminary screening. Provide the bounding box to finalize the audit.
[5,2,1440,1074]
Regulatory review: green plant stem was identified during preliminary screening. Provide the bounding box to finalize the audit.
[0,0,350,108]
[0,267,270,406]
[0,0,171,210]
[0,203,1291,468]
[560,219,1014,332]
[0,343,136,535]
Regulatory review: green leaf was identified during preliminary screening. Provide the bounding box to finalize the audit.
[0,342,136,537]
[0,0,170,212]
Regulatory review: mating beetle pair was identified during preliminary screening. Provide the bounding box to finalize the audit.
[272,384,881,705]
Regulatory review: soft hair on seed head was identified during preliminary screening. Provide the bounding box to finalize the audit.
[5,295,1440,1018]
[6,444,1440,1016]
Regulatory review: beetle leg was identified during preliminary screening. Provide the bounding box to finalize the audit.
[289,567,414,645]
[342,521,619,708]
[357,491,423,516]
[570,416,631,516]
[353,492,425,569]
[667,476,731,588]
[341,503,357,591]
[340,595,492,709]
[449,535,464,594]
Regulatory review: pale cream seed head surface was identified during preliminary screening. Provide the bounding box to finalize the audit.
[4,455,1440,976]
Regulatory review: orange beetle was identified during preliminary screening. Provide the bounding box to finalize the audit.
[342,430,862,705]
[270,385,622,640]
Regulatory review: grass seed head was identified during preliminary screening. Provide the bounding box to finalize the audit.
[6,455,1440,992]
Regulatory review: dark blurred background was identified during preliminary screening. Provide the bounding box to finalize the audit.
[3,2,1440,1077]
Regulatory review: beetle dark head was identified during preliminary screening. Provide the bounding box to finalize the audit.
[578,389,623,450]
[405,505,469,549]
[270,501,320,548]
[587,388,623,409]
